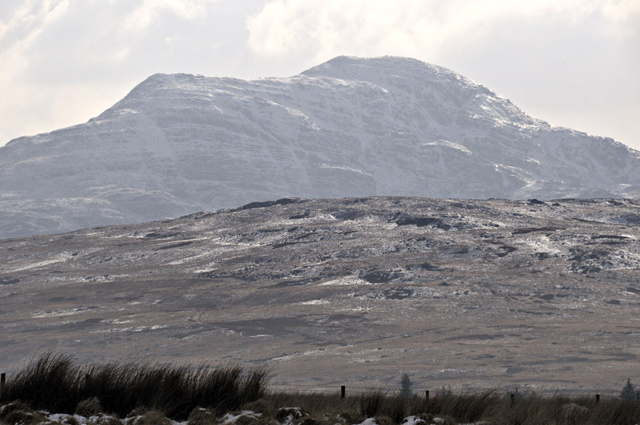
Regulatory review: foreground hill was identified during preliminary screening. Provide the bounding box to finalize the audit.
[1,196,639,391]
[2,56,640,239]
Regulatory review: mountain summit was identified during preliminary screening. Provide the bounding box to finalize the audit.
[1,56,639,239]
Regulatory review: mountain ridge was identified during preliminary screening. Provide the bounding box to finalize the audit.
[1,55,640,239]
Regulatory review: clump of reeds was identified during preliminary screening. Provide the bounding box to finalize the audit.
[244,389,640,425]
[3,353,640,425]
[0,352,268,420]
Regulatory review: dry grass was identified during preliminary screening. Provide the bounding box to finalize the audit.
[245,390,640,425]
[0,352,267,420]
[2,353,640,424]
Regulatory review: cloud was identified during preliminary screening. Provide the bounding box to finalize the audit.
[123,0,216,32]
[0,0,222,83]
[0,0,237,145]
[245,0,640,149]
[246,0,640,62]
[0,0,638,150]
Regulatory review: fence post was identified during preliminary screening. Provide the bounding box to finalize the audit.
[425,390,429,402]
[510,393,515,407]
[595,394,600,403]
[1,373,6,398]
[341,385,346,399]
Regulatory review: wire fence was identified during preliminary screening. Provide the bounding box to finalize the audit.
[266,381,625,400]
[0,367,627,402]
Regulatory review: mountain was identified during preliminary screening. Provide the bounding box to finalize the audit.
[2,196,639,390]
[2,56,640,239]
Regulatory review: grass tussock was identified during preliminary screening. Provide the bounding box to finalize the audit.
[238,390,640,425]
[0,352,267,420]
[3,353,640,424]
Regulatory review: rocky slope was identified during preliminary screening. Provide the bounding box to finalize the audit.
[2,56,640,239]
[1,197,640,391]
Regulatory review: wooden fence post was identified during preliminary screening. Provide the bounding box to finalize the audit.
[1,373,6,398]
[425,390,429,402]
[595,394,600,403]
[341,385,346,399]
[510,393,515,407]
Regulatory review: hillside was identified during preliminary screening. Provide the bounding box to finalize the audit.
[1,197,639,391]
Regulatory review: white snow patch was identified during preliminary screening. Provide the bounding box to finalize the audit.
[356,419,378,425]
[319,276,371,286]
[318,164,372,176]
[423,140,472,155]
[276,407,306,425]
[48,414,89,424]
[521,235,563,255]
[93,325,167,333]
[402,416,426,425]
[300,299,330,305]
[219,411,261,424]
[101,318,133,324]
[32,306,98,318]
[8,253,74,272]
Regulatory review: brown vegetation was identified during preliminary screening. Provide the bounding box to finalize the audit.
[1,353,640,424]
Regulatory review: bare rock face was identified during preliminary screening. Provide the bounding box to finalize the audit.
[2,56,640,239]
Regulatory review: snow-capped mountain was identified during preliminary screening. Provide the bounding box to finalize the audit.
[1,56,639,239]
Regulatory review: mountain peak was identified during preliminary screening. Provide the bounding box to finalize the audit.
[302,55,533,126]
[303,55,447,78]
[1,57,640,239]
[302,55,480,90]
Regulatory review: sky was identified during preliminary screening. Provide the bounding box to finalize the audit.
[1,0,639,150]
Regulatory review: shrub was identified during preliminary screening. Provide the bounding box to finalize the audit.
[621,379,637,402]
[399,374,413,398]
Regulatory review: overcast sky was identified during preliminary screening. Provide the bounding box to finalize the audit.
[1,0,639,150]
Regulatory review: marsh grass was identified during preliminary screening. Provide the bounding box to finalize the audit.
[0,352,267,420]
[245,390,640,425]
[3,353,640,424]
